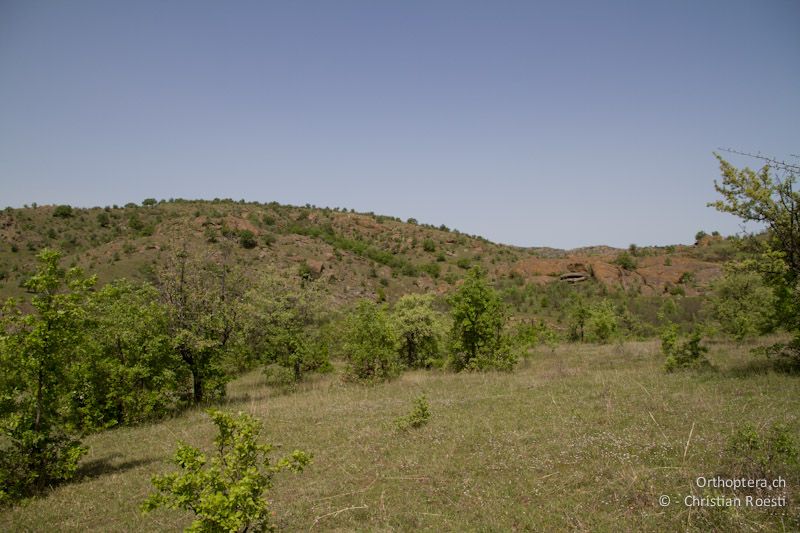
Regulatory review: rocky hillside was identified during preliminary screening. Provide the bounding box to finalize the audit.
[0,199,731,313]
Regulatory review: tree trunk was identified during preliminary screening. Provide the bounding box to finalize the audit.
[192,371,204,404]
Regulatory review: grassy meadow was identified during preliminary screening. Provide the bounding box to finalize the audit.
[2,337,797,532]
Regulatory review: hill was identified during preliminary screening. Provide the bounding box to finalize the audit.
[0,199,735,333]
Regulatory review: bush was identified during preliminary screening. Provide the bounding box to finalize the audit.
[96,211,110,227]
[343,300,399,382]
[420,262,440,278]
[395,395,431,430]
[727,422,799,480]
[142,410,311,532]
[707,269,776,341]
[613,252,637,271]
[661,324,711,372]
[391,294,445,368]
[585,300,618,343]
[53,205,73,218]
[239,230,257,249]
[448,267,515,371]
[141,198,157,206]
[422,239,436,252]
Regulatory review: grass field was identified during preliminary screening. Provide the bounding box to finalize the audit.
[2,338,798,532]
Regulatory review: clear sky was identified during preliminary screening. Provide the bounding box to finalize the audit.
[1,1,798,249]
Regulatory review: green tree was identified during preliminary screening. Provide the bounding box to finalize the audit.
[158,249,244,404]
[708,268,776,341]
[67,280,183,430]
[391,293,446,368]
[568,297,590,342]
[710,153,800,363]
[0,249,95,501]
[342,300,399,382]
[142,410,311,532]
[244,270,331,381]
[448,267,515,371]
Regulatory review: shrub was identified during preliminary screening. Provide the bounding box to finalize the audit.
[661,324,711,372]
[343,300,399,382]
[448,267,515,371]
[613,252,637,271]
[727,422,799,480]
[96,211,110,227]
[128,213,144,231]
[391,294,445,368]
[456,258,471,270]
[141,198,157,206]
[707,269,776,341]
[53,204,73,218]
[396,395,431,430]
[239,230,257,249]
[420,262,440,278]
[142,410,311,532]
[422,239,436,252]
[585,300,618,343]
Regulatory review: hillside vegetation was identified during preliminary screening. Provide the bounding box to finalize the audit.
[2,178,797,531]
[0,199,734,333]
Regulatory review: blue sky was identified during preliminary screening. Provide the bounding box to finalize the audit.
[1,1,798,249]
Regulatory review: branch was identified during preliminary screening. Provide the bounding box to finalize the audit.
[717,147,800,173]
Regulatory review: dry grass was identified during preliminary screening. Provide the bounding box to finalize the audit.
[2,338,799,531]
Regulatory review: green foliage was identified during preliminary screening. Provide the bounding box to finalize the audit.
[66,280,183,430]
[288,223,418,276]
[585,300,619,343]
[96,211,110,227]
[52,205,73,218]
[422,239,436,253]
[298,261,314,281]
[695,230,707,242]
[238,230,257,249]
[128,213,145,232]
[456,258,471,270]
[342,300,399,382]
[391,294,446,369]
[142,198,157,207]
[448,267,515,371]
[244,270,331,381]
[710,154,800,330]
[613,252,637,271]
[707,269,776,341]
[0,249,95,502]
[661,324,711,372]
[157,251,244,404]
[727,422,799,480]
[142,410,311,532]
[567,297,591,342]
[395,395,431,430]
[420,262,440,278]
